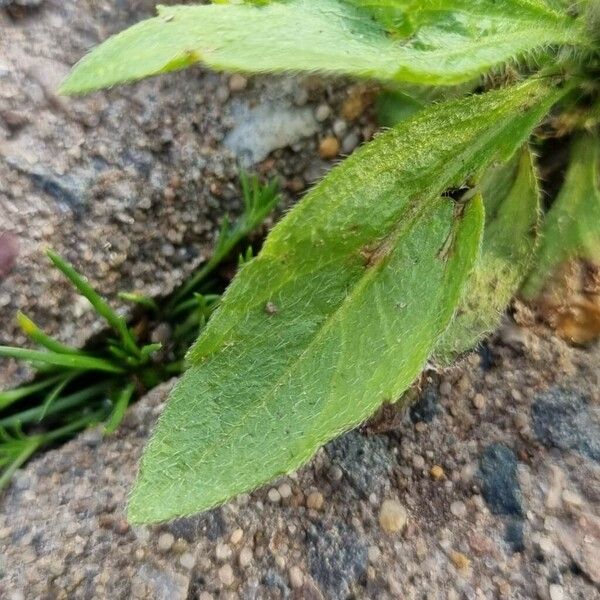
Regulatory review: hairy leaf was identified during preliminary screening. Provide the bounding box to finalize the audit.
[523,135,600,297]
[435,146,541,364]
[60,0,585,94]
[128,79,564,523]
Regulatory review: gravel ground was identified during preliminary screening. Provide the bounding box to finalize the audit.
[0,0,376,387]
[0,324,598,600]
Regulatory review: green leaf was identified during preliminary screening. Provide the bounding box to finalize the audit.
[128,79,564,523]
[434,145,541,364]
[60,0,585,94]
[523,134,600,297]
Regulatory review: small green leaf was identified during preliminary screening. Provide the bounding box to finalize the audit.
[60,0,585,94]
[523,134,600,297]
[129,79,564,523]
[435,146,541,364]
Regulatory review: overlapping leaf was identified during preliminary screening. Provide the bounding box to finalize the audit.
[60,0,586,94]
[128,79,564,523]
[523,135,600,297]
[435,146,541,364]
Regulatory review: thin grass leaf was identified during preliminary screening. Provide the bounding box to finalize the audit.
[16,312,79,355]
[0,431,42,490]
[46,250,141,358]
[104,383,136,434]
[0,384,110,428]
[170,175,280,307]
[0,346,125,374]
[0,374,64,411]
[38,374,77,422]
[119,292,159,313]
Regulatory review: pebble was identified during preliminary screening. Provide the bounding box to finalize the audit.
[288,566,304,589]
[239,547,253,568]
[367,545,381,563]
[306,491,324,511]
[561,489,584,510]
[379,500,408,534]
[472,394,486,410]
[440,381,452,396]
[216,86,230,103]
[218,564,235,587]
[267,488,281,503]
[179,552,195,570]
[549,584,564,600]
[228,74,247,92]
[332,118,347,137]
[431,465,445,480]
[328,465,343,482]
[341,132,360,154]
[318,136,340,159]
[315,103,331,122]
[215,543,233,561]
[412,455,426,469]
[278,483,293,500]
[230,528,244,545]
[157,532,174,552]
[450,501,467,518]
[450,551,471,572]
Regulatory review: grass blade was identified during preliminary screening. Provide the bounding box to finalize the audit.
[16,312,79,355]
[104,383,136,434]
[46,250,141,357]
[0,346,124,374]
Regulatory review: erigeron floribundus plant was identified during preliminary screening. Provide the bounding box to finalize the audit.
[61,0,600,523]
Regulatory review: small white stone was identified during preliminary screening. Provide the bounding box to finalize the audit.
[230,528,244,545]
[239,546,253,568]
[472,393,486,410]
[412,455,426,469]
[450,501,467,518]
[215,543,233,561]
[561,489,584,510]
[268,488,281,503]
[228,74,248,92]
[157,532,174,552]
[278,483,293,499]
[367,545,381,563]
[288,566,304,589]
[315,103,331,122]
[179,552,196,570]
[549,584,564,600]
[218,564,235,587]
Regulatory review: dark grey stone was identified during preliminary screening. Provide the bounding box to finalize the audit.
[504,519,525,553]
[325,431,395,497]
[409,383,440,424]
[165,507,226,543]
[478,444,523,516]
[307,521,367,600]
[531,387,600,462]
